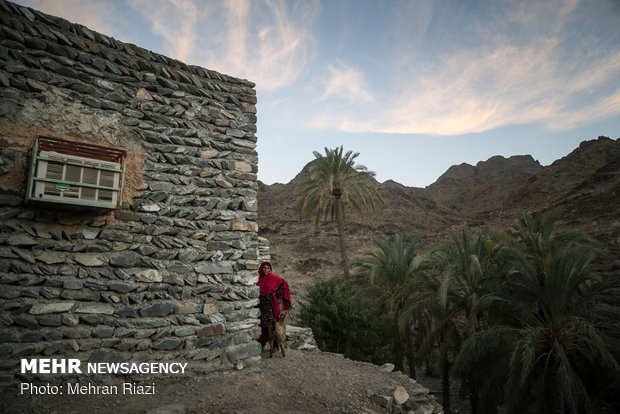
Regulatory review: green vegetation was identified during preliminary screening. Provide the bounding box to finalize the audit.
[298,277,397,365]
[299,210,620,414]
[295,146,383,278]
[350,234,426,373]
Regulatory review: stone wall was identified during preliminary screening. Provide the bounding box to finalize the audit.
[0,0,263,386]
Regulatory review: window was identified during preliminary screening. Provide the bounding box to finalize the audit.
[26,137,126,209]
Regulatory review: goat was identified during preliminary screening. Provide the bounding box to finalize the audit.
[269,310,290,358]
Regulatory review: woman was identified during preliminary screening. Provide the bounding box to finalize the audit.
[257,261,291,348]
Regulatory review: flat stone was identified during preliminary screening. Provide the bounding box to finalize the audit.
[75,303,115,315]
[136,88,153,100]
[11,248,35,264]
[108,282,137,293]
[152,337,182,350]
[33,225,52,239]
[63,328,91,339]
[174,327,195,337]
[162,273,184,285]
[214,176,233,188]
[115,308,138,318]
[228,271,258,286]
[167,262,192,274]
[183,137,201,146]
[194,262,232,274]
[136,269,162,283]
[63,280,83,290]
[135,319,170,328]
[29,302,75,314]
[141,203,161,212]
[74,254,105,267]
[137,245,158,255]
[36,252,65,264]
[103,91,129,103]
[82,228,100,239]
[92,327,115,338]
[197,323,225,337]
[7,234,37,247]
[149,182,174,192]
[140,302,174,317]
[220,109,236,119]
[109,251,142,267]
[0,207,20,219]
[231,221,258,232]
[198,313,226,323]
[226,129,246,138]
[175,304,198,314]
[100,230,133,243]
[232,161,252,172]
[13,315,39,329]
[203,301,219,315]
[31,312,59,327]
[0,247,17,260]
[114,210,141,221]
[178,247,201,263]
[200,150,218,159]
[61,314,80,326]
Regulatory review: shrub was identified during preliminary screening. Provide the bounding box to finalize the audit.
[299,277,397,365]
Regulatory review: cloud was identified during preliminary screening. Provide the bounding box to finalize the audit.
[546,87,620,130]
[128,0,319,91]
[129,0,199,62]
[320,63,374,103]
[311,0,620,136]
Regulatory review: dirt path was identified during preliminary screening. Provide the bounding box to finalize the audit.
[5,349,447,414]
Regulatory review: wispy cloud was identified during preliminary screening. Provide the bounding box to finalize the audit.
[311,0,620,135]
[547,87,620,130]
[320,63,374,103]
[128,0,319,90]
[129,0,199,62]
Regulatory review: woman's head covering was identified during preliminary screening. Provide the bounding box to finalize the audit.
[258,261,272,276]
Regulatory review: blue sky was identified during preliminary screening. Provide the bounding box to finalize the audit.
[15,0,620,187]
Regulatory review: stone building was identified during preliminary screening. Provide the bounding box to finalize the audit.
[0,0,265,385]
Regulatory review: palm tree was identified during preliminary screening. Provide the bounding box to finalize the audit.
[508,209,592,284]
[441,228,503,413]
[406,228,502,414]
[349,234,425,373]
[295,146,383,278]
[457,211,620,414]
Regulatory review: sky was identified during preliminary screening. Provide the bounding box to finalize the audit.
[14,0,620,188]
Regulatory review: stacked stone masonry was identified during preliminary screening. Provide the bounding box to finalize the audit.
[0,0,265,385]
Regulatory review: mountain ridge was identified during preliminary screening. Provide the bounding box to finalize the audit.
[257,136,620,295]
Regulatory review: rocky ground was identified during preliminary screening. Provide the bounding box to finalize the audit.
[4,348,450,414]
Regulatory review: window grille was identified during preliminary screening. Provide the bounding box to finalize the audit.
[26,137,126,209]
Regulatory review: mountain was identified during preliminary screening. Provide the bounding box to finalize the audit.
[431,155,543,188]
[257,136,620,294]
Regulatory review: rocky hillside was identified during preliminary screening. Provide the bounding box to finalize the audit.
[428,154,543,201]
[257,136,620,295]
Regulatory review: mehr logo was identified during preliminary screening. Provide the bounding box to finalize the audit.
[21,359,82,374]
